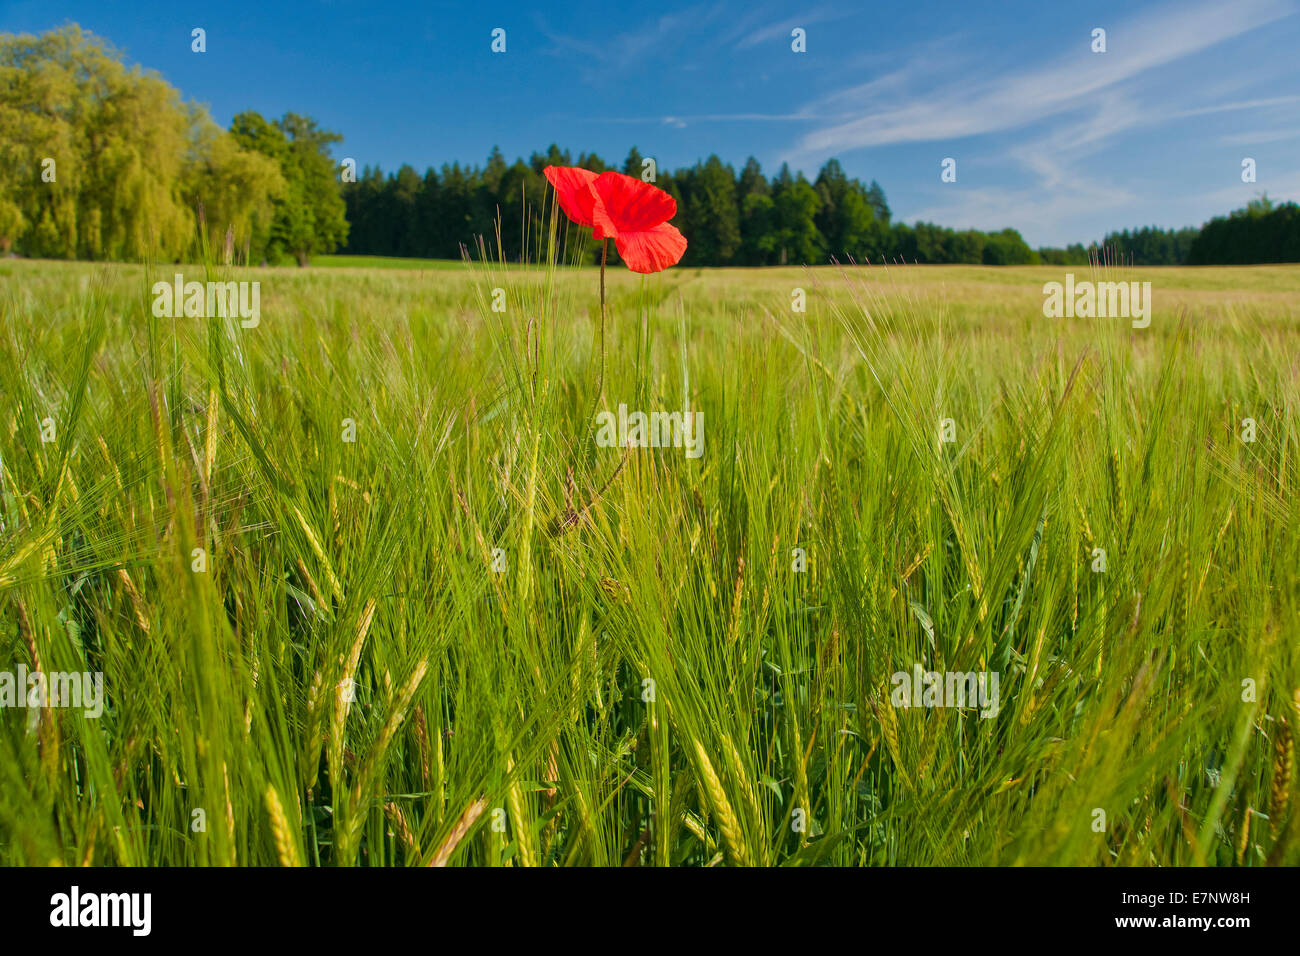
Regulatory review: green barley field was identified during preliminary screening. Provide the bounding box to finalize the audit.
[0,251,1296,866]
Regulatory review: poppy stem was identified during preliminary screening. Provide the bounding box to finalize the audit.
[596,238,607,403]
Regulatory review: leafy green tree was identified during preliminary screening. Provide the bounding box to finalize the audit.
[1,26,282,262]
[741,193,778,264]
[530,145,572,175]
[575,150,609,174]
[947,229,986,264]
[231,110,348,265]
[889,223,918,262]
[0,198,23,254]
[482,146,508,195]
[276,113,349,265]
[815,160,877,262]
[913,222,948,263]
[497,159,546,262]
[0,26,190,259]
[1189,196,1300,264]
[410,168,443,258]
[622,146,645,178]
[865,180,891,224]
[1037,244,1091,265]
[342,164,387,255]
[184,108,285,261]
[736,157,772,264]
[772,170,824,265]
[981,228,1038,265]
[680,156,741,266]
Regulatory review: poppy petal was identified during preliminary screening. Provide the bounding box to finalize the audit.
[614,222,688,274]
[543,165,600,230]
[589,192,619,241]
[592,171,676,233]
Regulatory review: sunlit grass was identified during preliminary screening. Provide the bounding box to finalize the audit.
[0,253,1296,866]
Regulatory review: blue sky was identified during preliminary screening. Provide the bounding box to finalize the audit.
[4,0,1299,246]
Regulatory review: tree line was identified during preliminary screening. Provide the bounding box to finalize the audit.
[1053,199,1300,266]
[1186,197,1300,264]
[3,26,1297,269]
[342,147,1046,267]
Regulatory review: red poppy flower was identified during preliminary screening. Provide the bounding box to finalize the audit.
[544,166,687,274]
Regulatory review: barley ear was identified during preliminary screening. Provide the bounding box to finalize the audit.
[428,797,488,867]
[694,740,749,867]
[265,785,302,867]
[1270,716,1293,838]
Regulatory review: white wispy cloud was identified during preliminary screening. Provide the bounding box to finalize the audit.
[785,0,1296,160]
[778,0,1297,244]
[1169,94,1300,120]
[1220,126,1300,145]
[729,4,853,50]
[534,3,729,74]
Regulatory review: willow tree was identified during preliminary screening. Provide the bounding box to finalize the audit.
[0,25,283,262]
[184,108,285,263]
